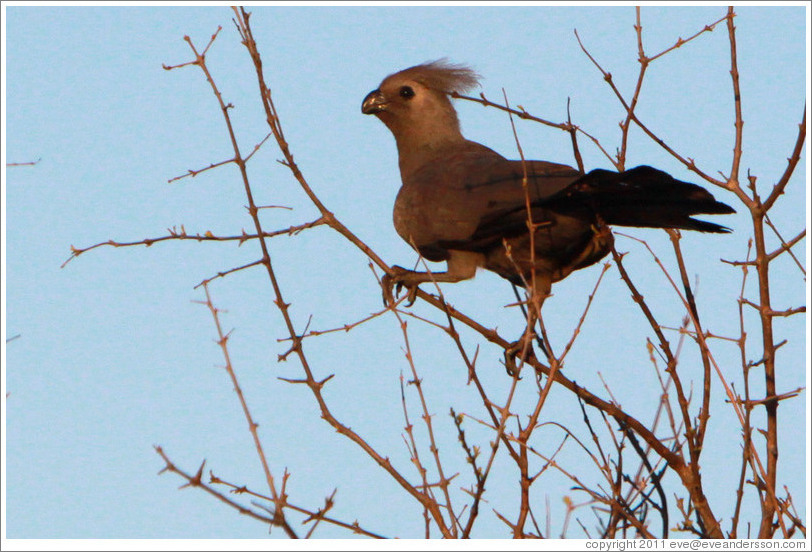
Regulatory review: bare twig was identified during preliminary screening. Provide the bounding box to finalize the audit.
[6,158,41,167]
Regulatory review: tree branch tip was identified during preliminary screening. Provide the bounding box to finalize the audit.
[277,376,308,384]
[317,374,335,387]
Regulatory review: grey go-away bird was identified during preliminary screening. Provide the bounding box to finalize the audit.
[362,60,734,324]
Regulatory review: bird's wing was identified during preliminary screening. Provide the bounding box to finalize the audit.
[450,162,735,254]
[435,155,583,253]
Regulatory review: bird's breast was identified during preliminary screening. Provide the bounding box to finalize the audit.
[393,177,476,253]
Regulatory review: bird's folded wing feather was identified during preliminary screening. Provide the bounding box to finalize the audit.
[435,156,582,252]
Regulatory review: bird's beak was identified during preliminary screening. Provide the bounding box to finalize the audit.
[362,89,387,114]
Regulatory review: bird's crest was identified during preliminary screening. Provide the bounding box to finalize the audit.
[389,59,481,95]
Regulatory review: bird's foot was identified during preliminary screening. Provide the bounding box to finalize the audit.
[382,266,421,307]
[503,338,536,377]
[591,217,614,249]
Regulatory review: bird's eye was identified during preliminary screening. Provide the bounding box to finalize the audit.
[399,86,415,99]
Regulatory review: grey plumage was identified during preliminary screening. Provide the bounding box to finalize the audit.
[362,60,734,304]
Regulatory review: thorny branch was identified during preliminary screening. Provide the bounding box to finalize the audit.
[232,7,456,536]
[67,6,804,539]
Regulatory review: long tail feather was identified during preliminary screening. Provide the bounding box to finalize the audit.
[550,165,736,233]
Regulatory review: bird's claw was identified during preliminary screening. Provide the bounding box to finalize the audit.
[591,217,614,246]
[382,267,420,307]
[503,338,537,377]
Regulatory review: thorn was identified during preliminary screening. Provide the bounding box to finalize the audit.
[180,459,207,489]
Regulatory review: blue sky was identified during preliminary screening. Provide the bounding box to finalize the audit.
[2,2,809,543]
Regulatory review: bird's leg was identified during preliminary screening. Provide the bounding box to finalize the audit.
[569,216,615,272]
[504,220,611,373]
[504,275,551,376]
[503,221,611,375]
[382,250,483,307]
[504,319,537,377]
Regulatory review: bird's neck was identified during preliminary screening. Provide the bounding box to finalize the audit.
[394,121,466,175]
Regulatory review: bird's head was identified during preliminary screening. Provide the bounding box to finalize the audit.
[362,60,480,152]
